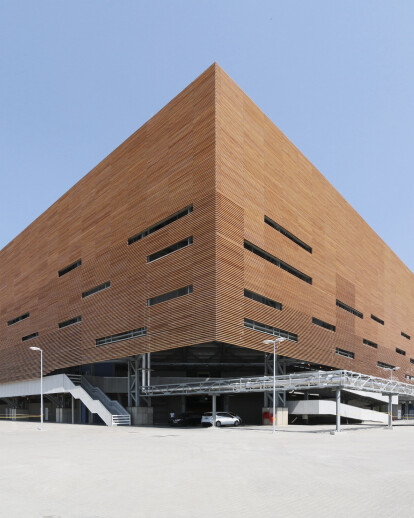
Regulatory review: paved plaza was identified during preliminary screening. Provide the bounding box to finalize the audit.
[0,421,413,517]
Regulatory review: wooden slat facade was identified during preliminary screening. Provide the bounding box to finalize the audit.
[0,64,413,384]
[0,66,217,383]
[215,65,414,383]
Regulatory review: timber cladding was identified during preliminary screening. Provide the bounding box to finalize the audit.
[0,63,413,384]
[0,66,217,383]
[215,65,414,383]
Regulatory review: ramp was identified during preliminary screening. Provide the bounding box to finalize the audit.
[342,389,398,405]
[287,399,388,423]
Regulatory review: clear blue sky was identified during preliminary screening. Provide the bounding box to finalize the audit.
[1,1,413,271]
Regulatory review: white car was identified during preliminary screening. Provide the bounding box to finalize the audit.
[201,411,242,427]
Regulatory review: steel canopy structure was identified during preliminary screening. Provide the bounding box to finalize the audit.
[141,369,414,433]
[141,370,414,398]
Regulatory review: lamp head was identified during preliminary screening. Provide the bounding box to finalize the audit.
[394,367,401,371]
[29,346,41,352]
[263,337,287,345]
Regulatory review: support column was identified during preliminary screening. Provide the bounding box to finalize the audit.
[212,395,217,428]
[264,353,270,408]
[142,354,146,389]
[388,394,393,429]
[71,396,74,424]
[336,388,341,433]
[147,353,151,386]
[127,355,141,408]
[277,359,287,407]
[127,361,132,408]
[146,353,151,406]
[135,356,139,407]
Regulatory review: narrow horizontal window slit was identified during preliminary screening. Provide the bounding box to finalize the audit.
[336,300,363,319]
[312,317,335,332]
[371,314,384,325]
[22,332,38,342]
[147,237,193,263]
[265,216,312,253]
[336,347,354,359]
[244,289,282,310]
[128,205,193,245]
[244,241,312,285]
[59,259,82,277]
[244,318,298,342]
[59,316,82,329]
[96,327,147,346]
[82,281,111,299]
[147,285,193,307]
[8,312,30,327]
[363,338,377,349]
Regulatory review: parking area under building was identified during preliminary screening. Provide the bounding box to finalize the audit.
[2,343,414,433]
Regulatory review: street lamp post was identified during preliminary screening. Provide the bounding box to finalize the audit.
[263,337,287,434]
[29,346,43,430]
[390,366,400,382]
[385,367,400,429]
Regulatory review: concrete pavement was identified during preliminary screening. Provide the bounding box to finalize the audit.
[0,421,412,517]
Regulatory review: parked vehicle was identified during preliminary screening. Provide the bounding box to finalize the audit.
[168,412,202,426]
[201,411,242,427]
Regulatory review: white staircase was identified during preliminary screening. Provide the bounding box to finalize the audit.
[0,374,130,426]
[67,375,130,426]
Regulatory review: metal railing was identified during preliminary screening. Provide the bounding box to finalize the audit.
[140,369,414,397]
[66,374,131,426]
[67,374,82,385]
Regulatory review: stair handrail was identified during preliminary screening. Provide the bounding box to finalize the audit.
[67,374,82,385]
[81,376,129,416]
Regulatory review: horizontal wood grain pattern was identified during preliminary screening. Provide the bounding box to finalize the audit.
[215,65,414,383]
[0,65,217,383]
[1,63,413,385]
